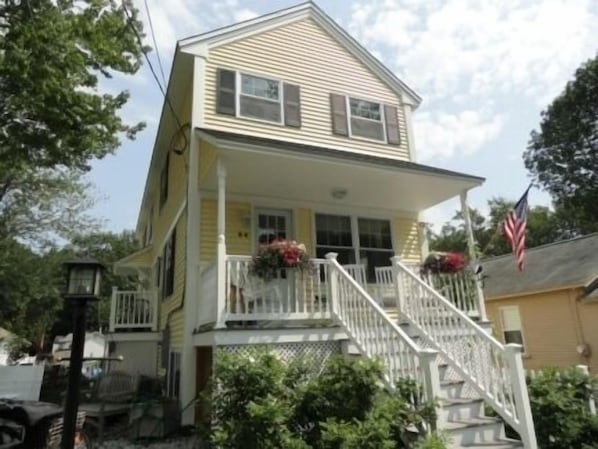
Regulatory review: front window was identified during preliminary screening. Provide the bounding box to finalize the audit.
[239,73,282,123]
[349,98,385,141]
[315,214,393,282]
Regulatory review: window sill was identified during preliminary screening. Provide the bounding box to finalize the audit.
[346,133,388,145]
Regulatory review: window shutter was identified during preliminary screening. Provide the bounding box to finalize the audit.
[384,105,400,145]
[216,69,236,115]
[330,93,348,136]
[283,83,301,128]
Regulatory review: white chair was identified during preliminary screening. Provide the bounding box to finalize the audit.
[343,264,367,289]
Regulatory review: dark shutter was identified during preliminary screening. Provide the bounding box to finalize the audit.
[330,93,348,136]
[384,105,400,145]
[216,69,236,116]
[159,153,169,209]
[283,83,301,127]
[162,229,176,298]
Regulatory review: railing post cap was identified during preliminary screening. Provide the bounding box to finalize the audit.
[325,252,338,260]
[419,348,439,358]
[391,255,401,264]
[505,343,524,354]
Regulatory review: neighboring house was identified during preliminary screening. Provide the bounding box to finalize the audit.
[52,331,107,362]
[484,233,598,372]
[110,3,538,447]
[0,327,16,365]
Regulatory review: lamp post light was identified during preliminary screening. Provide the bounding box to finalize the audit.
[61,257,104,449]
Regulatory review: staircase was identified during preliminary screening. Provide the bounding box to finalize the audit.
[326,254,537,449]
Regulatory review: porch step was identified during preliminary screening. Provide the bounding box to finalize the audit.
[461,440,522,449]
[443,417,506,448]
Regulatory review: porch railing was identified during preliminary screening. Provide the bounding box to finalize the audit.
[327,255,439,396]
[222,256,331,322]
[376,266,480,317]
[109,288,158,332]
[392,258,537,448]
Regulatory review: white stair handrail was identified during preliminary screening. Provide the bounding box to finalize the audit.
[392,258,537,449]
[326,254,439,401]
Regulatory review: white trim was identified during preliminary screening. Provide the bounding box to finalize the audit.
[192,327,348,346]
[155,199,187,261]
[106,332,162,342]
[403,103,416,162]
[178,3,422,106]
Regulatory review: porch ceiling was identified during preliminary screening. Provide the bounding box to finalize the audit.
[197,129,484,212]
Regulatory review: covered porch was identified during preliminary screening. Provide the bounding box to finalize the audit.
[194,129,487,330]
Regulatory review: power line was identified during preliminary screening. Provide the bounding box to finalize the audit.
[143,0,167,87]
[122,1,186,148]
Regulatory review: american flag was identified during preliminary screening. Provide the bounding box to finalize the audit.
[502,187,530,271]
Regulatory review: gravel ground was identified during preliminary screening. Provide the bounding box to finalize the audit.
[96,436,200,449]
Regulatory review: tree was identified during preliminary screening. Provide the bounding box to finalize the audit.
[430,198,565,258]
[0,231,139,351]
[0,0,146,244]
[524,55,598,234]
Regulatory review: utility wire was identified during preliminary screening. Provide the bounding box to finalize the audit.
[143,0,167,87]
[122,1,186,141]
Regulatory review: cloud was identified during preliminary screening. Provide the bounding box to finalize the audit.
[348,0,598,160]
[414,110,504,161]
[349,0,598,103]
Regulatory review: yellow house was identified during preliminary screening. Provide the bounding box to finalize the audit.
[108,3,541,447]
[484,234,598,372]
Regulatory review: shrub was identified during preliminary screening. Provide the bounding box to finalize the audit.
[203,349,444,449]
[527,367,598,449]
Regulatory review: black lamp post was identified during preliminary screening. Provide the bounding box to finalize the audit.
[61,257,104,449]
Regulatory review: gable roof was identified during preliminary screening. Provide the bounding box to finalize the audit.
[483,233,598,299]
[179,1,422,107]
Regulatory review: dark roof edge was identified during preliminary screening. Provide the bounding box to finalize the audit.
[482,232,598,264]
[196,127,485,184]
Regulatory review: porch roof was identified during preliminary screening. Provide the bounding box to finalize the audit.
[114,246,153,275]
[196,128,484,212]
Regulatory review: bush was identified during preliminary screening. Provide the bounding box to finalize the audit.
[202,349,444,449]
[527,367,598,449]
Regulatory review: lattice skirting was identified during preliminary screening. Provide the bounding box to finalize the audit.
[215,341,342,372]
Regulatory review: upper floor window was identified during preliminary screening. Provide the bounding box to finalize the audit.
[349,98,384,141]
[239,73,282,123]
[216,68,301,128]
[330,93,400,145]
[499,306,525,351]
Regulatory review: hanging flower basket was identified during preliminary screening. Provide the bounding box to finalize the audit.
[421,251,466,274]
[249,239,312,281]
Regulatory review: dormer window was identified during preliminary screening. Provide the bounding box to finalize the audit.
[239,73,282,123]
[348,98,384,141]
[216,68,301,128]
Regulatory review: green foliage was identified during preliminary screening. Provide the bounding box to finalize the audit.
[430,197,566,257]
[205,350,443,449]
[0,231,138,351]
[527,367,598,449]
[524,55,598,235]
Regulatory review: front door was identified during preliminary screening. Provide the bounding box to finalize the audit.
[255,208,292,245]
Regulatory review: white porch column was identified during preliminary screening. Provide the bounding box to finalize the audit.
[460,190,488,322]
[215,159,227,329]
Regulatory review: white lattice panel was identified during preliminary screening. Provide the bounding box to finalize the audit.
[217,341,341,372]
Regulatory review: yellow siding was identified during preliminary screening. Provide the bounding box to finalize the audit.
[295,208,313,254]
[159,214,187,348]
[393,217,420,263]
[199,139,218,182]
[200,199,252,263]
[204,18,410,160]
[485,289,596,371]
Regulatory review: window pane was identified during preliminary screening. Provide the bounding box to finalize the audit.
[240,97,281,122]
[350,98,381,120]
[500,307,522,331]
[241,74,279,100]
[315,214,352,247]
[358,218,392,249]
[504,330,524,346]
[351,117,384,140]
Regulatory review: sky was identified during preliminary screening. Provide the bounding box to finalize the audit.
[87,0,598,233]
